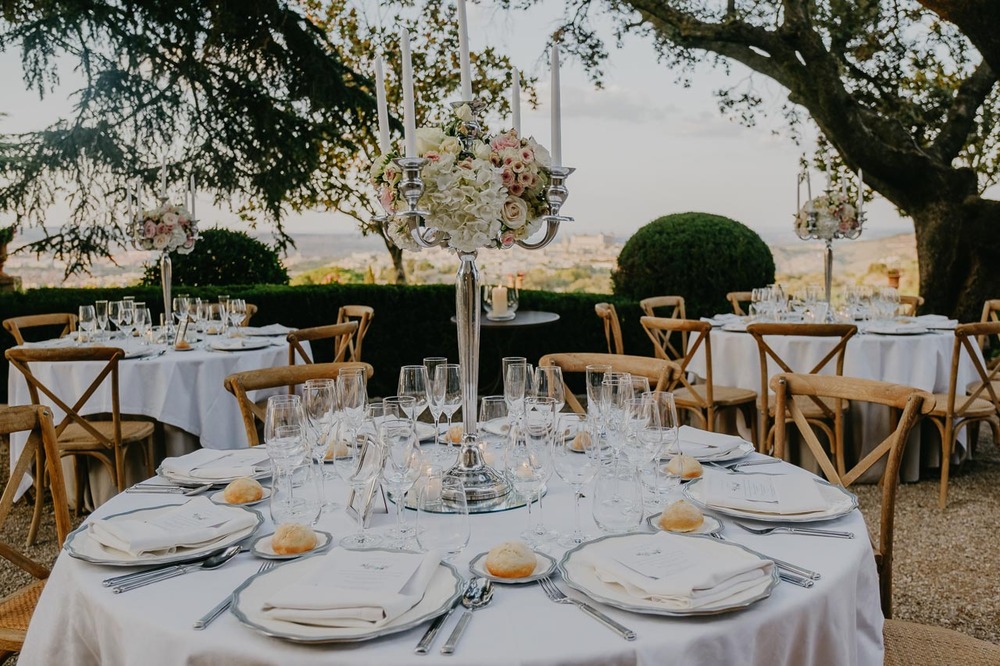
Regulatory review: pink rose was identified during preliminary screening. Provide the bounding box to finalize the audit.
[143,220,157,238]
[156,222,171,235]
[501,170,515,186]
[500,230,516,248]
[521,148,534,162]
[510,160,525,174]
[379,185,396,212]
[518,171,534,186]
[384,164,401,185]
[424,151,441,163]
[509,183,525,196]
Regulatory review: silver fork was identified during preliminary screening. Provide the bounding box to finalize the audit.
[732,522,854,539]
[537,577,636,641]
[193,560,277,629]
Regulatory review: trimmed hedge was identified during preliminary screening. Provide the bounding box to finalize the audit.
[0,284,649,402]
[141,228,289,287]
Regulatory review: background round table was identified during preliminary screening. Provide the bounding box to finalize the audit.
[450,310,560,328]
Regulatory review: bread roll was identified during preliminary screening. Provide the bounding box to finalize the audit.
[446,425,464,445]
[666,454,703,480]
[324,439,351,460]
[271,523,319,555]
[222,477,264,504]
[658,499,704,533]
[485,540,537,578]
[174,338,191,350]
[569,430,592,452]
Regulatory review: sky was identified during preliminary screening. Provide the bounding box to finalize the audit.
[0,1,915,245]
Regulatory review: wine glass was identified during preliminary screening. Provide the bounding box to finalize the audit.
[523,396,557,544]
[415,476,470,560]
[337,368,368,451]
[108,300,124,337]
[585,363,612,419]
[94,300,108,341]
[553,413,601,546]
[621,395,663,470]
[646,391,681,489]
[532,365,566,419]
[592,458,644,534]
[435,364,462,446]
[628,375,651,397]
[133,307,151,345]
[172,296,190,329]
[228,298,246,333]
[379,411,423,547]
[268,424,322,526]
[503,360,530,426]
[77,305,96,343]
[337,411,385,550]
[423,357,448,446]
[264,394,305,451]
[506,397,554,548]
[302,379,339,510]
[119,300,136,340]
[397,365,430,422]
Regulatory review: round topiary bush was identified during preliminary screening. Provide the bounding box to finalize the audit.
[612,212,775,318]
[141,228,289,287]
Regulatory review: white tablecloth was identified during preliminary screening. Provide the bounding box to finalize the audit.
[6,339,299,500]
[20,455,884,666]
[688,328,980,480]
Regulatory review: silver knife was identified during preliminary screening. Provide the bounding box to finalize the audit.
[415,596,462,654]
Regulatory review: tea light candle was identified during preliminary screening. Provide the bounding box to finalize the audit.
[492,286,508,316]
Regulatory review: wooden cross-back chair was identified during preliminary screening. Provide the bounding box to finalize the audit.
[640,316,757,436]
[928,322,1000,508]
[242,303,258,326]
[976,299,1000,355]
[335,305,374,363]
[537,352,680,415]
[883,619,1000,665]
[745,323,857,470]
[286,321,359,368]
[772,373,933,617]
[0,405,72,661]
[898,295,923,316]
[3,313,78,346]
[5,347,155,514]
[638,296,687,360]
[594,303,624,355]
[224,362,373,446]
[726,291,753,316]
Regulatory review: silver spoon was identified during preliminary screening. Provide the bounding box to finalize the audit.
[112,544,242,593]
[440,577,494,654]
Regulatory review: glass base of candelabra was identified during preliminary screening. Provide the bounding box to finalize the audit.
[442,435,511,505]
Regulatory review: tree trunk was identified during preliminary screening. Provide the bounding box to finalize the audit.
[912,200,1000,321]
[381,234,407,285]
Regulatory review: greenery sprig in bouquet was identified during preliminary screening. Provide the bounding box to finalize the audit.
[370,104,552,253]
[130,202,198,254]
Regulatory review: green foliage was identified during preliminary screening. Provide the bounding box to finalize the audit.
[612,212,775,318]
[0,284,646,402]
[140,229,289,288]
[0,226,13,246]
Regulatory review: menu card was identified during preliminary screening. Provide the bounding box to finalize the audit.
[703,471,828,514]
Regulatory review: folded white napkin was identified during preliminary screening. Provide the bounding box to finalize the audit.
[575,533,773,610]
[88,497,257,556]
[702,470,828,515]
[677,426,746,459]
[160,448,269,481]
[701,313,743,327]
[242,323,293,336]
[915,314,957,329]
[867,322,928,334]
[21,336,78,349]
[262,548,442,628]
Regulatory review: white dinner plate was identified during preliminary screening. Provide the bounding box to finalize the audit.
[645,513,723,536]
[209,338,273,351]
[118,345,167,359]
[557,533,778,617]
[865,324,929,336]
[231,552,463,643]
[682,476,858,523]
[721,322,749,333]
[415,422,438,443]
[209,487,272,507]
[468,549,557,584]
[663,438,755,463]
[251,530,333,560]
[63,503,263,567]
[480,418,511,437]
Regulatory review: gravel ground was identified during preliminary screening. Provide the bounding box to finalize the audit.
[1,429,998,658]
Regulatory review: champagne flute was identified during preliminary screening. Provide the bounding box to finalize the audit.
[302,379,339,510]
[647,391,681,491]
[337,368,368,449]
[513,396,556,547]
[397,365,430,422]
[436,364,462,444]
[601,372,634,455]
[77,305,96,343]
[217,295,230,334]
[585,363,612,419]
[423,356,448,446]
[268,425,322,526]
[503,360,530,426]
[94,300,108,341]
[533,365,566,417]
[553,413,601,546]
[337,406,385,550]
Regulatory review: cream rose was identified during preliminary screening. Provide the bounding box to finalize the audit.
[455,104,473,122]
[416,127,447,155]
[440,136,462,154]
[500,196,528,229]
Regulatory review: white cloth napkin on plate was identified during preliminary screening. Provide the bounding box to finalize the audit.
[160,448,269,481]
[677,426,746,459]
[867,322,927,335]
[575,533,773,610]
[88,497,257,556]
[242,323,293,336]
[700,313,743,327]
[702,470,828,515]
[262,548,442,628]
[915,314,957,329]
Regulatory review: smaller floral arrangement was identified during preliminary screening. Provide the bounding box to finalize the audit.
[370,104,552,253]
[130,202,198,254]
[795,191,860,239]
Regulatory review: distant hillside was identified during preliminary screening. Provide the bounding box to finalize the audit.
[771,233,919,295]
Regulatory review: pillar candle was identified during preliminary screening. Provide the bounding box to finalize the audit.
[374,55,391,154]
[512,69,521,135]
[492,286,509,316]
[550,43,562,166]
[400,30,417,158]
[456,0,473,100]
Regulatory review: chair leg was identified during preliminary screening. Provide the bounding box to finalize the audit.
[26,446,45,547]
[939,419,954,509]
[74,457,87,518]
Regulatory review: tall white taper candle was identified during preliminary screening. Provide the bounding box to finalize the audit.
[551,43,562,166]
[374,56,391,154]
[189,175,196,220]
[400,30,417,158]
[512,69,521,135]
[159,156,167,199]
[857,169,863,216]
[456,0,473,100]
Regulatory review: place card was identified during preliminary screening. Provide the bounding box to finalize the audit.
[614,539,705,581]
[323,549,425,595]
[706,474,779,505]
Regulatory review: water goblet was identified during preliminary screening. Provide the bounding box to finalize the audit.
[553,414,601,546]
[397,365,430,422]
[77,305,96,343]
[379,413,423,547]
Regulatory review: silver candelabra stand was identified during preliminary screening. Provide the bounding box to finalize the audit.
[374,100,574,504]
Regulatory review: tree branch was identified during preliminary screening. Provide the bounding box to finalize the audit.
[931,61,998,162]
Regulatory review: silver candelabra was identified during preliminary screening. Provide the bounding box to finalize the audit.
[374,100,574,504]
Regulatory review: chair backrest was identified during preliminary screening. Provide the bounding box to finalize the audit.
[771,373,933,616]
[945,322,1000,417]
[977,299,1000,352]
[639,296,687,359]
[538,352,680,415]
[594,303,624,355]
[640,316,715,408]
[5,347,127,452]
[898,295,923,316]
[286,322,359,366]
[726,291,753,316]
[224,362,374,446]
[2,313,78,346]
[335,305,374,362]
[242,303,258,327]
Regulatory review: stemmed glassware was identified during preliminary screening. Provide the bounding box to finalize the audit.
[77,306,96,343]
[268,424,322,526]
[172,296,190,329]
[532,365,565,421]
[553,413,601,546]
[507,396,556,548]
[435,363,462,445]
[415,476,469,560]
[336,402,386,549]
[397,365,430,423]
[109,300,125,338]
[477,395,509,468]
[118,300,136,340]
[228,298,246,333]
[302,379,339,510]
[423,357,448,448]
[601,372,634,456]
[585,363,612,420]
[621,395,664,470]
[217,295,230,334]
[94,300,108,341]
[379,398,423,547]
[503,359,531,426]
[337,367,368,451]
[134,307,151,344]
[646,391,682,492]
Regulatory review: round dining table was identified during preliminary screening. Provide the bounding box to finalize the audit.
[20,452,884,666]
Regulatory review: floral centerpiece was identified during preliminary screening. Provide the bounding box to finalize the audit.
[795,190,860,240]
[370,104,552,253]
[129,202,198,254]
